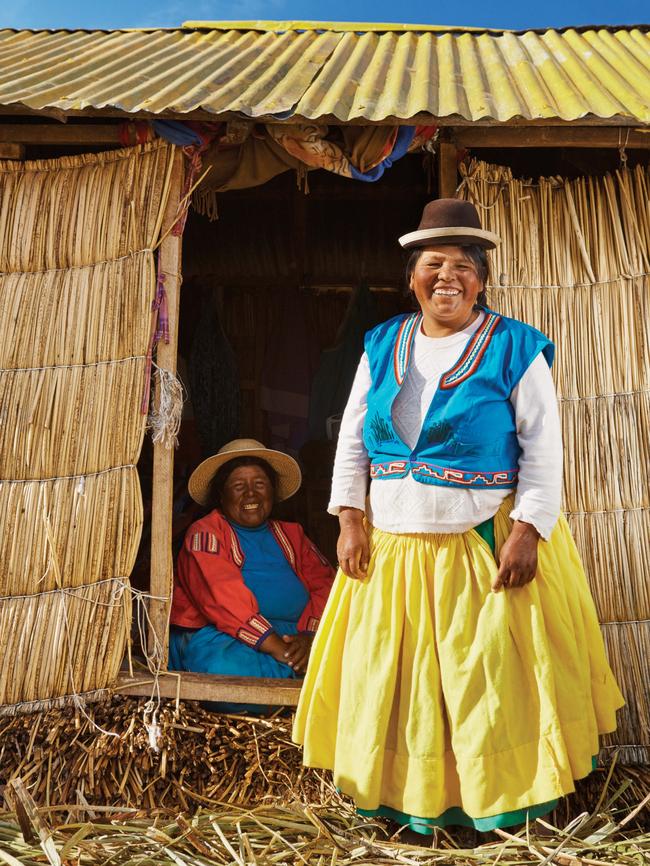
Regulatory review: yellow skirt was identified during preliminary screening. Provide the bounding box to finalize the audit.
[293,497,624,822]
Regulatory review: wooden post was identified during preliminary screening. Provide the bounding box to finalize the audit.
[148,147,184,665]
[438,141,458,198]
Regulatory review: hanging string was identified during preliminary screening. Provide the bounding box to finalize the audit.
[147,362,185,449]
[141,261,169,414]
[618,127,630,169]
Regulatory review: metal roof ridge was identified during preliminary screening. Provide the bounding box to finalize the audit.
[0,22,647,37]
[179,20,650,35]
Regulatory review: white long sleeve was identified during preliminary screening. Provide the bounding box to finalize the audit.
[328,355,371,513]
[508,352,563,538]
[328,321,563,539]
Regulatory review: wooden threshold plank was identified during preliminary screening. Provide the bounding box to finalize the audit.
[114,671,302,706]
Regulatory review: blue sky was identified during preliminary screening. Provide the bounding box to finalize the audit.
[0,0,647,31]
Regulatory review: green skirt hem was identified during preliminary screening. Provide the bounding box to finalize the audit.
[357,799,557,833]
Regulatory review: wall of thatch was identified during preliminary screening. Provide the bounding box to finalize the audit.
[0,141,175,712]
[459,160,650,764]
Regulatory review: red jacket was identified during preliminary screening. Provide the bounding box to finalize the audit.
[171,510,335,648]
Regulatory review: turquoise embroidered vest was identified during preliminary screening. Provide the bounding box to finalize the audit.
[363,309,554,489]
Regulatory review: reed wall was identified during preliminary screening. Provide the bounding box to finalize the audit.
[0,141,175,712]
[460,160,650,764]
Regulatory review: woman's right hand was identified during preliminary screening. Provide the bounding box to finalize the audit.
[259,631,290,664]
[337,507,370,579]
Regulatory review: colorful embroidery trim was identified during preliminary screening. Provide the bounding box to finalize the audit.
[237,613,273,648]
[190,532,220,553]
[230,531,244,567]
[371,460,518,487]
[393,313,422,386]
[270,520,297,569]
[439,313,501,389]
[305,616,320,632]
[370,460,410,478]
[412,461,518,487]
[236,628,258,647]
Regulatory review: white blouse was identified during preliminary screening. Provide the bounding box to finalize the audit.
[328,313,563,540]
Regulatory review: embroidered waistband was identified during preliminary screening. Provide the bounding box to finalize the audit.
[370,460,518,488]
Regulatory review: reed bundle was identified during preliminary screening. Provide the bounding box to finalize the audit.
[0,358,147,478]
[0,145,171,273]
[0,252,154,368]
[0,141,175,710]
[600,622,650,748]
[568,510,650,623]
[0,700,336,811]
[460,160,650,763]
[0,469,142,596]
[0,579,131,709]
[487,279,650,399]
[459,162,649,286]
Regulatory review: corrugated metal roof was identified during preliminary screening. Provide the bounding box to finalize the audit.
[0,23,648,123]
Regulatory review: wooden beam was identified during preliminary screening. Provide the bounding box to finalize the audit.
[148,147,184,667]
[115,671,302,706]
[1,120,647,150]
[0,143,25,159]
[448,126,650,149]
[0,104,67,121]
[0,123,121,145]
[438,141,458,198]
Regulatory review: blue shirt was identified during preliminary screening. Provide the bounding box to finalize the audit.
[232,522,309,623]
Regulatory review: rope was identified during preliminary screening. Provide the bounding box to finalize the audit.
[0,465,135,485]
[488,271,650,290]
[560,388,650,402]
[0,247,154,278]
[0,689,110,718]
[566,506,650,516]
[601,618,650,626]
[0,356,145,374]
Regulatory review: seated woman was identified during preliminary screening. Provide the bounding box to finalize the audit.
[169,438,335,709]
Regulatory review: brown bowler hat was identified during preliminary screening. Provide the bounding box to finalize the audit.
[399,199,501,250]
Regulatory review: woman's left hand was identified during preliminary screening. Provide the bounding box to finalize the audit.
[282,633,313,675]
[492,520,540,592]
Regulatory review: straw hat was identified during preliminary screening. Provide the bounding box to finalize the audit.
[399,199,501,250]
[188,438,302,506]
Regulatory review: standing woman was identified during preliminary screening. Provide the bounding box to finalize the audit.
[293,200,624,835]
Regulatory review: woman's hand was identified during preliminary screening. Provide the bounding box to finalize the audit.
[337,507,370,580]
[282,633,313,675]
[259,631,290,664]
[259,632,313,675]
[492,520,540,592]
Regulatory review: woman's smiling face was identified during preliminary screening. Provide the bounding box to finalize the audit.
[410,245,483,334]
[220,464,274,527]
